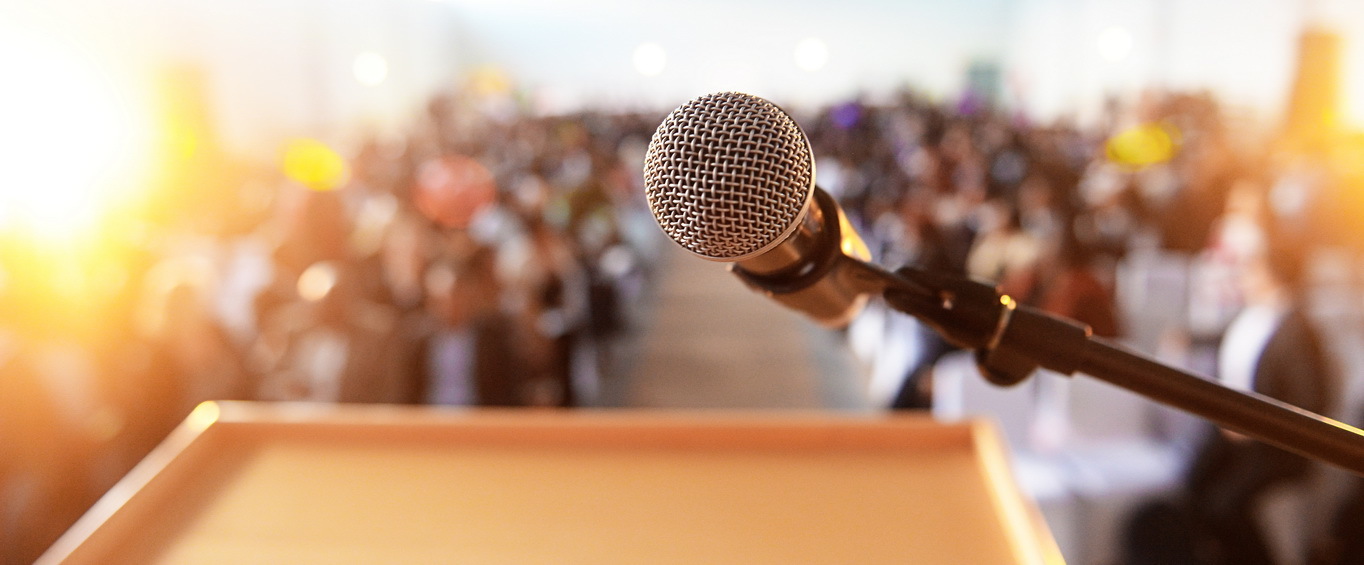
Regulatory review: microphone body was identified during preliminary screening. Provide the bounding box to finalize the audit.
[643,92,872,327]
[728,185,872,327]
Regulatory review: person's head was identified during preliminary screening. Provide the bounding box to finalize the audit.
[1239,227,1308,305]
[977,198,1022,234]
[426,245,502,326]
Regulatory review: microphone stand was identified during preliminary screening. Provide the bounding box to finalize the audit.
[839,257,1364,476]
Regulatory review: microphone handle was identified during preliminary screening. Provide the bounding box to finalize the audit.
[1078,334,1364,474]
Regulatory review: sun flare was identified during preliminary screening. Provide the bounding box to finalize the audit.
[0,28,153,241]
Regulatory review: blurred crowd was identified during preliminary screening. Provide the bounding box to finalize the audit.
[808,91,1347,411]
[0,90,664,563]
[802,90,1359,565]
[3,83,1364,563]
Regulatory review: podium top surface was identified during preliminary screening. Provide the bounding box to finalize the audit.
[44,402,1062,565]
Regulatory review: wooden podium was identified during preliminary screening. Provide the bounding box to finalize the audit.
[41,402,1062,564]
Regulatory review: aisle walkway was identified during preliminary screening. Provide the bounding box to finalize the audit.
[620,244,869,411]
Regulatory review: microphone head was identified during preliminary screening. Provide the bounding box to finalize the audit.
[643,92,815,261]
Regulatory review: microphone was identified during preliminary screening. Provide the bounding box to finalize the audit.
[642,92,874,328]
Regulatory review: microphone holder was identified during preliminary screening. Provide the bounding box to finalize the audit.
[840,257,1364,476]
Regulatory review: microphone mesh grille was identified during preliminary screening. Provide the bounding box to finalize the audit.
[643,92,813,260]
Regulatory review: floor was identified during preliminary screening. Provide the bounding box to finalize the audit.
[613,243,871,412]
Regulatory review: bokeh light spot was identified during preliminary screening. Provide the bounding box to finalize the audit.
[1097,27,1133,63]
[298,262,339,302]
[353,51,389,87]
[283,138,350,191]
[794,37,829,72]
[1106,122,1178,167]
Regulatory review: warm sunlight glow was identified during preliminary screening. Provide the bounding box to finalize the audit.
[0,28,152,241]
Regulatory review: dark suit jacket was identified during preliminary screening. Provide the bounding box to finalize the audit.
[1189,305,1338,493]
[1254,307,1336,416]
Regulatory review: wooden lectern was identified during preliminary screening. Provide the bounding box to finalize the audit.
[41,402,1062,564]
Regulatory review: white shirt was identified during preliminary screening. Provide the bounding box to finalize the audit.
[1218,303,1288,393]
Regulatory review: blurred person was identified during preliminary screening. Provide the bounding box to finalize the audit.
[380,211,439,311]
[249,182,361,400]
[568,184,635,384]
[1119,221,1333,565]
[1312,408,1364,565]
[497,175,589,407]
[269,185,353,282]
[521,212,590,407]
[1025,128,1085,223]
[416,255,475,406]
[1076,163,1143,260]
[0,341,113,565]
[1016,172,1065,245]
[1188,175,1271,337]
[1311,406,1364,565]
[1183,230,1336,565]
[1157,127,1238,255]
[136,258,253,412]
[1266,149,1335,248]
[212,199,280,347]
[252,263,349,402]
[882,192,966,409]
[1036,235,1121,338]
[986,129,1033,202]
[419,245,531,406]
[252,260,412,403]
[910,109,953,193]
[966,198,1043,301]
[943,122,989,200]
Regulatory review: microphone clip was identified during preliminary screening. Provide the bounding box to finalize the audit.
[883,267,1091,387]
